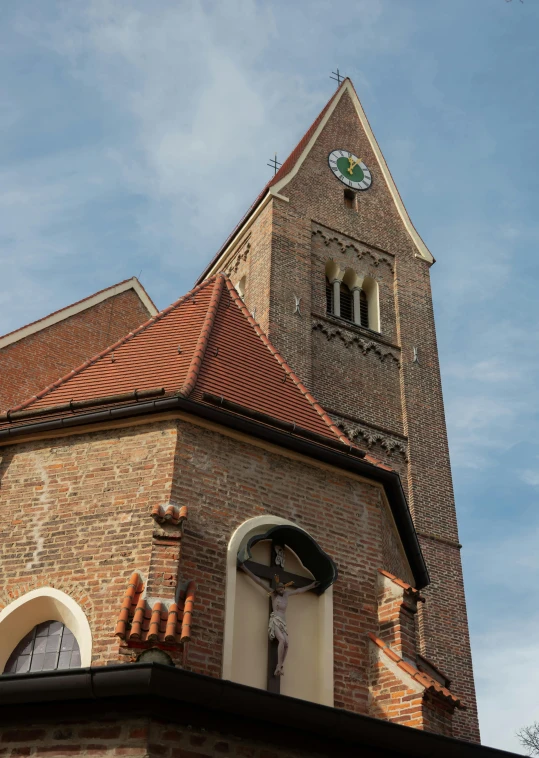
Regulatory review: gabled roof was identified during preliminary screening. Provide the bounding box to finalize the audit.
[0,277,157,348]
[198,78,433,283]
[369,634,464,710]
[5,274,349,445]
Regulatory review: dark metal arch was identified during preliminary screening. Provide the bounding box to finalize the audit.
[237,524,338,594]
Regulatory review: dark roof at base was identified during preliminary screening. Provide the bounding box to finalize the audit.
[0,664,519,758]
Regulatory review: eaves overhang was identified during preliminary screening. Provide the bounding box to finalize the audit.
[0,393,429,589]
[0,664,520,758]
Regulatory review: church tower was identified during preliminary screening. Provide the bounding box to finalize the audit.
[197,79,479,742]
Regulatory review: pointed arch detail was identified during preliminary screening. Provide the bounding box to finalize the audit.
[0,587,92,672]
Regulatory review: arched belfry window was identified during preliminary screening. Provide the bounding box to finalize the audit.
[3,620,81,674]
[339,282,353,322]
[360,289,369,328]
[325,277,333,315]
[224,516,336,707]
[323,262,380,333]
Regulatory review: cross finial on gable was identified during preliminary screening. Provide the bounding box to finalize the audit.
[267,153,282,176]
[330,68,345,86]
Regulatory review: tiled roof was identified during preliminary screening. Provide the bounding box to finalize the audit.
[197,81,345,283]
[115,572,195,646]
[369,633,464,709]
[6,274,353,446]
[378,569,425,603]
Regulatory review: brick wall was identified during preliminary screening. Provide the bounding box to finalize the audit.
[0,718,150,757]
[0,421,177,666]
[0,289,152,412]
[0,715,334,758]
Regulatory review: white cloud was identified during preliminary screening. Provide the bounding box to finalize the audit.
[520,466,539,489]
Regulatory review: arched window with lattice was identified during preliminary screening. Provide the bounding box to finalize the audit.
[0,587,92,674]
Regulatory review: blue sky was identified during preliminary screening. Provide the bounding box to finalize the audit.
[1,1,537,751]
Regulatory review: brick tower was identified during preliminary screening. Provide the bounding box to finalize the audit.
[197,78,479,742]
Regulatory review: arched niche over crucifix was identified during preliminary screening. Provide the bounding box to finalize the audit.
[236,523,337,696]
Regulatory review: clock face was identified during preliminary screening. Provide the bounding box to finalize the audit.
[328,149,372,191]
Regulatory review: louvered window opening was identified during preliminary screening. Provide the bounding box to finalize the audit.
[325,278,333,315]
[3,620,81,675]
[339,283,353,322]
[360,289,369,328]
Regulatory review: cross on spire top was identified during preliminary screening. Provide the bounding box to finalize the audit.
[330,68,345,86]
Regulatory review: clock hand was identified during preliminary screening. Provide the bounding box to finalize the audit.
[347,156,363,175]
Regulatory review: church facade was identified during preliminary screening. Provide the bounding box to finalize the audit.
[0,79,508,757]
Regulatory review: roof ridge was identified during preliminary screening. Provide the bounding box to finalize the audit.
[196,80,348,285]
[223,276,352,445]
[9,277,218,414]
[267,80,345,190]
[377,568,425,601]
[178,275,225,398]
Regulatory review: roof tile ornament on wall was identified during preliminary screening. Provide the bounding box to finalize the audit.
[151,504,188,527]
[114,571,195,649]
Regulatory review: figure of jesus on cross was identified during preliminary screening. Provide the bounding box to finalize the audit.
[239,558,319,679]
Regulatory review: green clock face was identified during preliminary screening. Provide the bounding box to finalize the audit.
[328,149,372,191]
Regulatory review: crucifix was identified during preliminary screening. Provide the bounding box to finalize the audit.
[238,539,319,694]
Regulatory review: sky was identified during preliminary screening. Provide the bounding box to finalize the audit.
[0,0,538,751]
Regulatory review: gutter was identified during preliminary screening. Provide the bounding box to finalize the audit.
[0,393,428,588]
[0,664,519,758]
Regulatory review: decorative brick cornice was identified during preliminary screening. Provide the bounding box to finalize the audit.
[224,239,251,276]
[336,419,407,461]
[312,317,400,366]
[312,225,394,274]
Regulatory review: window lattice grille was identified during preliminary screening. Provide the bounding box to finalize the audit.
[340,283,353,321]
[3,620,81,675]
[360,290,369,328]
